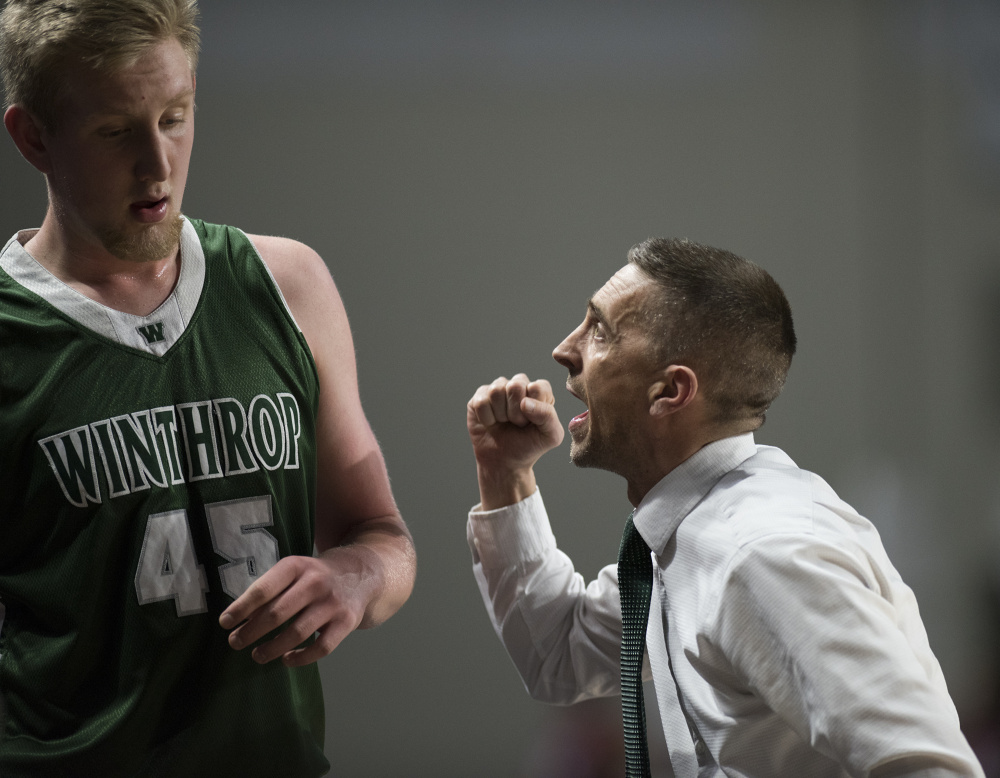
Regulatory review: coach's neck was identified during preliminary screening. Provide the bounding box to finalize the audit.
[623,364,749,507]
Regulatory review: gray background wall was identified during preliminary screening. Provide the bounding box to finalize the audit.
[3,1,999,775]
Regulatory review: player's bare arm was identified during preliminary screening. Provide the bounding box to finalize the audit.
[220,234,415,666]
[467,374,564,510]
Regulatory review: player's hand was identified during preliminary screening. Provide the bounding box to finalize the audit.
[219,548,371,666]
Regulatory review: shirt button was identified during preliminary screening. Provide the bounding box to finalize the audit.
[695,739,708,763]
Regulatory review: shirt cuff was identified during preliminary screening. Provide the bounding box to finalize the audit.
[468,488,557,568]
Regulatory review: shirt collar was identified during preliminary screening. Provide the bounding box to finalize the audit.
[632,432,758,554]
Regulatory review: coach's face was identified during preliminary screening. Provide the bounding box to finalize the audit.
[552,264,662,477]
[39,36,195,263]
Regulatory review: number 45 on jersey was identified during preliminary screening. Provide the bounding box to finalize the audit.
[135,494,278,617]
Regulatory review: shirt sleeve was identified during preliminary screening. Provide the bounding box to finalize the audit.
[714,533,985,777]
[467,489,625,705]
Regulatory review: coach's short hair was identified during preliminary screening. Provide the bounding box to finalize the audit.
[628,237,797,429]
[0,0,200,128]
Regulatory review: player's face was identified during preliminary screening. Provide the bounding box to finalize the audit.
[552,264,661,476]
[40,37,195,263]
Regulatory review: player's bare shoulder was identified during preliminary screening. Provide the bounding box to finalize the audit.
[245,233,355,375]
[246,234,339,313]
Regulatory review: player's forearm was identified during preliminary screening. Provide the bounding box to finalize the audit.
[319,514,416,628]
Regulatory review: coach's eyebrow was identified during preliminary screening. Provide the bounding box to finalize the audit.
[586,299,617,335]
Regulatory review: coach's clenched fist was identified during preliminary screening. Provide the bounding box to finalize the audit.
[467,373,564,510]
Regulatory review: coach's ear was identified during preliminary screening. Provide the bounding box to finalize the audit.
[648,365,698,418]
[4,105,53,175]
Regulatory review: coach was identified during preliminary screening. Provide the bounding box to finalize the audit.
[465,238,983,777]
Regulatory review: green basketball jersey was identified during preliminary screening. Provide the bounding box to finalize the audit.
[0,219,330,776]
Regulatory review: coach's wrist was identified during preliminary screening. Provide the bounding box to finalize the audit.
[477,464,537,512]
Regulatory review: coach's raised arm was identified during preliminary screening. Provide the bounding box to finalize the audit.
[467,374,564,511]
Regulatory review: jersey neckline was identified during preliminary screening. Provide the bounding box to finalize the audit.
[0,217,205,356]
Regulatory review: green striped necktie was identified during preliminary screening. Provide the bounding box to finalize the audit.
[618,511,652,778]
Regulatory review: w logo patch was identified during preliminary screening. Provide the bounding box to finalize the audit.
[137,322,166,344]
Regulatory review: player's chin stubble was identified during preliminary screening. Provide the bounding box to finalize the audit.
[100,214,184,263]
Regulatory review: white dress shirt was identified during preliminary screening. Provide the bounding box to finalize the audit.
[468,433,984,777]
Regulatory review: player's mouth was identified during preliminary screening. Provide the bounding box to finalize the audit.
[130,196,169,223]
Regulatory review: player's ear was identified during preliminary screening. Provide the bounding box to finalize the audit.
[4,105,53,175]
[648,365,698,418]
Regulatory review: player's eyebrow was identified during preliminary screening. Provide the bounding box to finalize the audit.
[165,87,197,107]
[89,87,196,121]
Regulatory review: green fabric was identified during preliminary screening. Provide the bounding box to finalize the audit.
[0,220,329,776]
[618,512,652,778]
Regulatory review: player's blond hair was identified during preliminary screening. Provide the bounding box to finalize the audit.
[0,0,200,128]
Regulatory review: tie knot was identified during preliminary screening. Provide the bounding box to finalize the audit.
[618,512,651,571]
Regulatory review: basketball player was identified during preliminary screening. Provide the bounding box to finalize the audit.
[0,1,415,774]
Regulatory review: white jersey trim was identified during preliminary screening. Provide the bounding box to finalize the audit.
[240,229,303,333]
[0,217,205,356]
